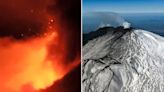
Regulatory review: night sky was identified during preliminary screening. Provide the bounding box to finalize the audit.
[0,0,81,92]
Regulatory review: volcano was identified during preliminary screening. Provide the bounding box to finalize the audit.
[0,0,81,92]
[82,26,164,92]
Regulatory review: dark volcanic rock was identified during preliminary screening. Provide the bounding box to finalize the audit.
[83,26,133,45]
[42,65,81,92]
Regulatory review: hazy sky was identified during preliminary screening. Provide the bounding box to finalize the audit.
[83,0,164,13]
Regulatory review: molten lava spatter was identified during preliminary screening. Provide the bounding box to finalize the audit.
[0,13,78,92]
[0,0,80,92]
[0,29,79,92]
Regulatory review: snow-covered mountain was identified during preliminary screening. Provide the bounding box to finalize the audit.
[82,27,164,92]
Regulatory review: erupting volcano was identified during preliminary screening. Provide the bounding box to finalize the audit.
[0,0,81,92]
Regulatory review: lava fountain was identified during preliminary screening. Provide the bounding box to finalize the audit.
[0,18,79,92]
[0,0,80,92]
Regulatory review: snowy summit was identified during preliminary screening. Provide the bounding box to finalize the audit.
[82,27,164,92]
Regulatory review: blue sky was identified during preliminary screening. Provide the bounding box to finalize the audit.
[83,0,164,13]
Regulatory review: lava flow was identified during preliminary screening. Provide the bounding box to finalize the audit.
[0,0,80,92]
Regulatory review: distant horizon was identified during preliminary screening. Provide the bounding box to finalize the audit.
[83,0,164,13]
[83,11,164,14]
[83,11,164,15]
[83,11,164,35]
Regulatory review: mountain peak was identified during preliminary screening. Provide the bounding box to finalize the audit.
[82,28,164,92]
[83,26,133,45]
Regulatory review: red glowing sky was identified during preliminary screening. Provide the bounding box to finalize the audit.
[0,0,81,92]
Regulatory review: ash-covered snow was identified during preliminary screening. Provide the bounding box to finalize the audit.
[82,28,164,92]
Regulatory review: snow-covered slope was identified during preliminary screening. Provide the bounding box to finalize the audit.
[82,28,164,92]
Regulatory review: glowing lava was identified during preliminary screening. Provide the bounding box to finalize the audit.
[0,32,55,92]
[0,19,79,92]
[0,0,80,92]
